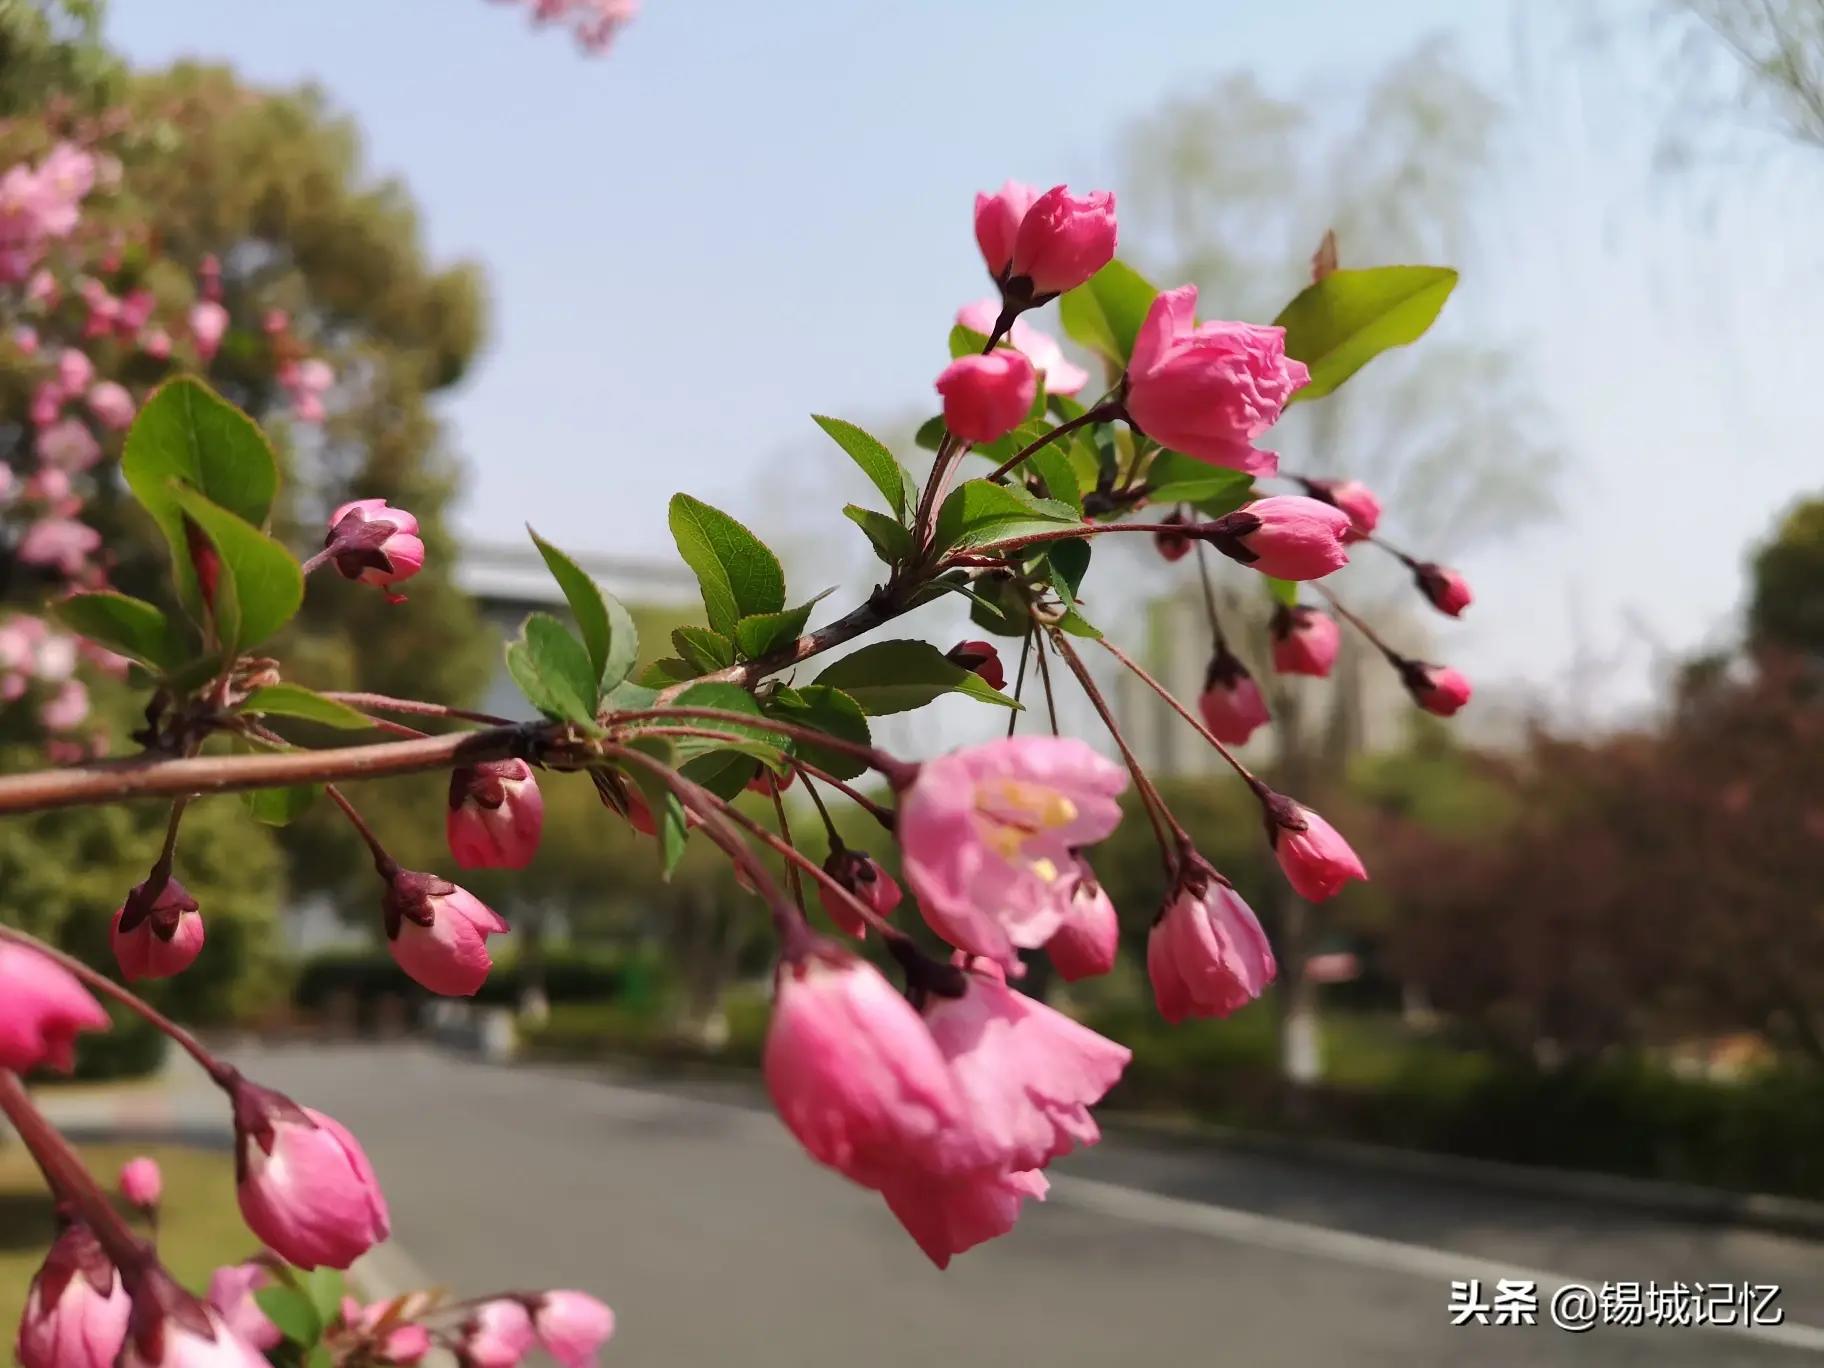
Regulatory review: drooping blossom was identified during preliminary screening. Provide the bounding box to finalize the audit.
[1297,475,1381,542]
[1198,647,1270,745]
[0,941,109,1072]
[1044,857,1119,981]
[878,1166,1050,1270]
[818,847,902,939]
[462,1299,536,1368]
[1148,865,1276,1022]
[1008,186,1118,297]
[1269,604,1341,678]
[382,870,509,996]
[898,736,1127,970]
[1205,495,1351,580]
[119,1156,163,1209]
[529,1292,616,1368]
[1413,561,1472,617]
[945,638,1006,690]
[1123,285,1308,475]
[15,1221,131,1368]
[205,1265,280,1353]
[935,350,1036,444]
[110,877,206,981]
[956,298,1089,396]
[446,760,545,870]
[1401,661,1472,717]
[1260,793,1368,902]
[322,498,425,600]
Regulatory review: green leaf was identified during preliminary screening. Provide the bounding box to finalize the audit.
[842,505,913,566]
[636,657,695,687]
[966,577,1031,638]
[231,740,318,826]
[530,528,639,691]
[1144,452,1255,510]
[254,1286,321,1345]
[668,494,786,636]
[662,681,787,799]
[1055,607,1103,639]
[168,484,303,652]
[913,415,946,452]
[734,593,826,660]
[1274,266,1458,403]
[932,480,1082,554]
[948,324,990,359]
[1265,576,1299,609]
[672,626,735,674]
[51,592,190,671]
[302,1268,346,1328]
[813,416,918,521]
[1046,540,1092,600]
[1058,259,1160,366]
[1025,446,1081,513]
[239,684,372,730]
[815,639,1019,714]
[602,679,660,712]
[767,684,871,781]
[506,614,601,728]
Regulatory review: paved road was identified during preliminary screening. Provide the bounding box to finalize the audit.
[215,1043,1823,1367]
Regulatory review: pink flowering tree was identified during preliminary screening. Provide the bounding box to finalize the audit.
[0,164,1476,1360]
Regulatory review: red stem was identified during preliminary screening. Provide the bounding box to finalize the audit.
[322,692,515,728]
[1095,636,1263,791]
[983,403,1119,483]
[607,708,913,785]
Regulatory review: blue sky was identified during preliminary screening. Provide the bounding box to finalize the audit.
[106,0,1824,723]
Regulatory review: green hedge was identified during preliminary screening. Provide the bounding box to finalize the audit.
[293,946,634,1023]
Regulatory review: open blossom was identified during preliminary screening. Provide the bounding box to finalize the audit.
[463,1300,535,1368]
[87,381,135,430]
[935,350,1036,444]
[818,847,902,938]
[383,871,509,996]
[1270,604,1341,678]
[530,1292,616,1368]
[1206,495,1351,580]
[1413,561,1472,617]
[1008,185,1117,297]
[120,1156,163,1208]
[206,1265,280,1353]
[1263,795,1367,901]
[0,942,109,1072]
[447,760,545,870]
[337,1299,429,1366]
[1044,857,1119,981]
[956,298,1089,396]
[121,1292,270,1368]
[945,638,1006,690]
[1402,661,1472,717]
[18,518,101,576]
[111,877,206,981]
[16,1222,131,1368]
[1149,872,1276,1022]
[56,348,94,393]
[1198,648,1270,745]
[40,678,90,731]
[1124,285,1308,476]
[323,498,425,599]
[36,417,102,471]
[189,300,229,362]
[231,1078,390,1270]
[899,736,1127,970]
[879,1166,1050,1270]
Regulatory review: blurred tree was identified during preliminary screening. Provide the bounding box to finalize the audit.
[1748,494,1824,655]
[1674,0,1824,150]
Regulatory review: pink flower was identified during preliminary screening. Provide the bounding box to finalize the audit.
[35,417,102,471]
[899,736,1127,970]
[117,289,157,335]
[205,1264,280,1352]
[1270,605,1340,678]
[1403,662,1472,717]
[40,679,90,731]
[1206,495,1351,580]
[262,309,290,335]
[111,877,206,982]
[323,498,426,598]
[120,1287,270,1368]
[463,1300,535,1368]
[818,847,902,939]
[973,180,1038,280]
[1298,476,1381,541]
[339,1299,428,1364]
[880,1166,1050,1269]
[1263,796,1367,901]
[119,1156,163,1208]
[230,1078,390,1270]
[18,518,101,576]
[86,381,135,430]
[16,1222,130,1368]
[1009,186,1118,297]
[280,357,334,423]
[26,268,60,307]
[1198,649,1270,745]
[944,638,1006,690]
[1414,561,1472,617]
[383,872,509,996]
[29,380,63,428]
[0,942,108,1072]
[1147,870,1276,1022]
[1124,286,1308,475]
[955,299,1089,396]
[446,760,545,870]
[1044,857,1119,981]
[12,323,39,355]
[935,351,1036,444]
[140,327,172,360]
[189,301,228,362]
[56,348,93,393]
[764,942,964,1189]
[530,1292,616,1368]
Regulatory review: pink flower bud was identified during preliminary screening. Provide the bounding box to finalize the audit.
[818,847,902,938]
[120,1266,267,1368]
[56,348,93,393]
[0,942,109,1073]
[117,289,156,335]
[446,760,545,870]
[323,498,425,600]
[339,1298,429,1364]
[119,1156,163,1208]
[12,323,39,355]
[1153,510,1191,561]
[205,1264,280,1353]
[1147,867,1276,1022]
[140,327,172,360]
[188,301,228,362]
[1261,794,1367,901]
[17,1222,130,1368]
[935,350,1036,445]
[1402,661,1472,717]
[973,180,1038,280]
[29,380,64,428]
[530,1292,616,1368]
[1269,604,1340,678]
[1206,495,1351,581]
[40,679,90,731]
[382,872,509,996]
[110,878,205,981]
[462,1300,535,1368]
[1297,476,1380,542]
[944,639,1005,690]
[879,1167,1049,1270]
[1413,561,1472,617]
[1124,286,1308,476]
[1198,649,1270,745]
[261,308,290,336]
[1044,857,1119,981]
[87,381,135,431]
[230,1078,390,1270]
[1009,186,1118,297]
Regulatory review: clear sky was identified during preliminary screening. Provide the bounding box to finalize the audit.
[105,0,1824,724]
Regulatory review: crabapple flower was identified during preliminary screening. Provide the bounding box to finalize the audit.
[879,1166,1049,1270]
[188,301,228,362]
[16,1221,131,1368]
[956,298,1089,395]
[118,289,156,335]
[935,351,1036,444]
[29,380,63,428]
[40,679,90,731]
[87,381,135,430]
[120,1265,269,1368]
[1206,495,1351,580]
[0,942,109,1072]
[205,1265,280,1353]
[1198,648,1270,745]
[819,847,902,938]
[899,736,1127,970]
[1044,857,1119,981]
[974,180,1038,279]
[1402,661,1472,717]
[463,1300,535,1368]
[1270,604,1340,678]
[1261,794,1367,901]
[1008,185,1117,297]
[110,877,205,981]
[945,639,1006,690]
[140,327,172,360]
[1153,510,1191,561]
[19,518,101,575]
[337,1299,428,1365]
[530,1292,616,1368]
[119,1156,162,1209]
[1123,285,1308,476]
[382,871,509,996]
[230,1077,390,1270]
[322,498,425,599]
[279,358,334,424]
[56,347,93,393]
[1298,476,1381,541]
[1413,561,1472,617]
[36,418,101,472]
[764,942,964,1188]
[446,760,545,870]
[12,323,38,354]
[1148,868,1276,1022]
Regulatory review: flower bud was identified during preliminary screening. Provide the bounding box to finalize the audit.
[1205,496,1351,581]
[1269,604,1340,678]
[110,877,205,982]
[1413,561,1472,617]
[974,180,1038,279]
[956,298,1089,395]
[56,348,94,394]
[205,1264,280,1353]
[462,1300,535,1368]
[17,1221,130,1368]
[120,1265,267,1368]
[1197,648,1270,745]
[140,327,172,360]
[229,1076,390,1270]
[1044,857,1118,981]
[1401,661,1472,717]
[188,301,228,364]
[945,639,1005,691]
[382,870,509,996]
[819,847,903,938]
[935,350,1036,444]
[1259,792,1367,901]
[1153,510,1191,561]
[447,760,545,870]
[1147,864,1276,1022]
[119,1156,163,1209]
[0,942,109,1073]
[530,1292,616,1368]
[1008,185,1118,297]
[86,381,135,431]
[12,323,39,355]
[322,499,425,601]
[1297,476,1380,542]
[745,765,794,796]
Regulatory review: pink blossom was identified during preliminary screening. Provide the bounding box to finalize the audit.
[205,1265,280,1353]
[189,300,228,362]
[935,350,1036,444]
[955,298,1089,395]
[16,1222,131,1368]
[1270,604,1340,678]
[117,289,157,335]
[1303,477,1380,541]
[899,736,1127,970]
[280,357,334,423]
[324,498,426,597]
[0,942,109,1072]
[383,873,509,996]
[1414,561,1472,617]
[26,268,60,307]
[944,637,1006,690]
[530,1292,616,1368]
[1264,797,1367,901]
[119,1156,163,1208]
[446,760,545,870]
[1009,186,1118,297]
[56,348,94,394]
[120,1293,269,1368]
[1044,857,1119,981]
[231,1079,390,1270]
[1207,495,1351,580]
[818,847,902,938]
[33,630,78,681]
[1404,662,1472,717]
[1198,649,1270,745]
[878,1167,1049,1270]
[87,381,135,430]
[1124,286,1308,475]
[973,180,1038,280]
[40,679,90,731]
[12,323,39,355]
[29,380,63,427]
[463,1300,535,1368]
[338,1299,429,1364]
[140,327,172,360]
[111,878,206,981]
[35,417,102,471]
[1147,873,1276,1022]
[262,309,290,335]
[19,518,101,576]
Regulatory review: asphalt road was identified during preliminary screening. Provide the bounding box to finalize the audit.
[220,1043,1824,1368]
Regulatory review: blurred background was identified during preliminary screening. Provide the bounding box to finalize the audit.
[3,1,1824,1364]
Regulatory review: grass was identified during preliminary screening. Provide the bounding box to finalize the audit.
[0,1140,247,1342]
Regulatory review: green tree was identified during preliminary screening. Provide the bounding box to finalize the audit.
[1748,494,1824,655]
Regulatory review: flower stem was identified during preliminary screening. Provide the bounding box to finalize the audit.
[768,782,805,910]
[606,708,914,785]
[1034,628,1061,735]
[790,759,895,830]
[325,784,399,878]
[322,692,515,727]
[983,403,1119,484]
[1311,583,1407,669]
[1192,537,1229,652]
[1095,635,1263,791]
[1006,629,1033,739]
[798,771,843,848]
